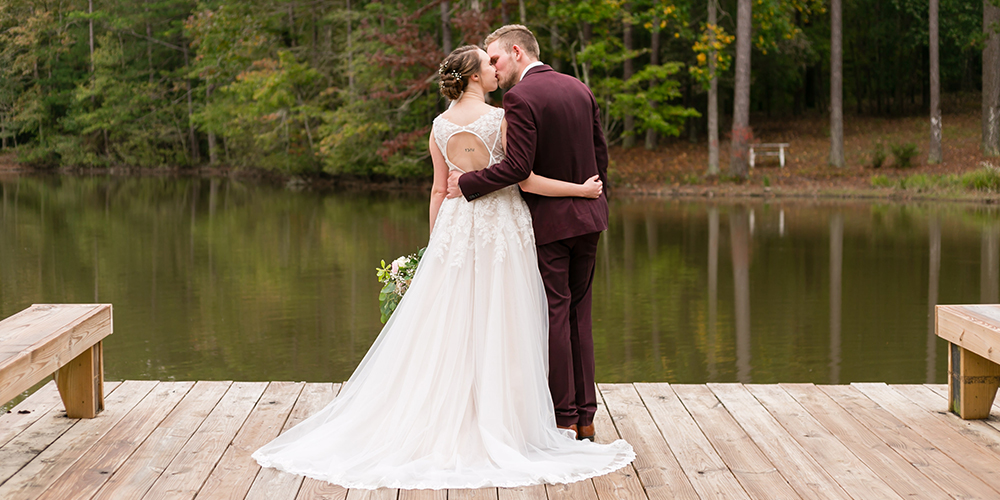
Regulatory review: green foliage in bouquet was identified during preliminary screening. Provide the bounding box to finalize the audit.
[375,247,426,323]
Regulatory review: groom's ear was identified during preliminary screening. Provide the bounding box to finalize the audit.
[510,44,523,61]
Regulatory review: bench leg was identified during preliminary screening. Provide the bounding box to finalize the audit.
[948,342,1000,419]
[55,341,104,418]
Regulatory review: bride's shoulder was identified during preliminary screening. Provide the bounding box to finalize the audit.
[436,104,502,125]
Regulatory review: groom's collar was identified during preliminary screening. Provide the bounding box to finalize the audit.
[519,61,545,82]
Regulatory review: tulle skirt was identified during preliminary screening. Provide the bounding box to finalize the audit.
[252,186,634,490]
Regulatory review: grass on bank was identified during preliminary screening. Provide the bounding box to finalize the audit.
[870,162,1000,193]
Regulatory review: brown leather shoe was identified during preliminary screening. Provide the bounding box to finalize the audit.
[577,423,595,441]
[557,424,578,439]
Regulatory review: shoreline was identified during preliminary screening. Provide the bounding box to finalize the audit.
[3,157,1000,204]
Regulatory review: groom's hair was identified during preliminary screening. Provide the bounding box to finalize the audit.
[484,25,540,60]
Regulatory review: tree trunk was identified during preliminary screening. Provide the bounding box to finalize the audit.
[622,5,635,149]
[441,1,452,54]
[519,0,526,25]
[288,3,296,47]
[984,0,1000,156]
[580,22,592,88]
[207,83,218,164]
[645,17,660,150]
[829,0,845,167]
[929,0,942,163]
[145,1,153,83]
[182,46,200,163]
[347,0,354,92]
[729,0,752,178]
[707,0,719,174]
[501,0,509,25]
[88,0,94,74]
[550,22,561,72]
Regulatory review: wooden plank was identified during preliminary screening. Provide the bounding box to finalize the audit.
[781,384,951,499]
[141,381,267,500]
[0,380,62,448]
[853,383,1000,488]
[0,379,156,500]
[948,343,1000,418]
[0,381,121,486]
[671,384,798,500]
[545,481,595,500]
[936,305,1000,363]
[743,385,902,499]
[708,384,851,500]
[295,479,348,500]
[450,488,499,500]
[92,381,231,500]
[55,342,104,418]
[590,384,646,500]
[820,384,1000,498]
[34,381,194,500]
[0,304,112,406]
[892,385,1000,455]
[634,383,748,500]
[397,489,446,500]
[0,304,106,346]
[599,383,698,500]
[344,489,397,500]
[781,384,951,500]
[195,382,304,500]
[922,383,1000,433]
[497,486,546,500]
[246,383,338,500]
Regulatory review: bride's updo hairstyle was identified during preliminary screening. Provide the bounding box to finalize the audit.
[439,45,481,100]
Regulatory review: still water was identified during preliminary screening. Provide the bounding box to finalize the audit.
[2,176,997,391]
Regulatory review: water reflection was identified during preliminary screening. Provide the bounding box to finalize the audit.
[3,176,999,387]
[730,206,752,383]
[829,213,843,385]
[927,216,940,384]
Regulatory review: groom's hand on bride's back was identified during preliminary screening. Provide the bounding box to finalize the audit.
[446,171,464,199]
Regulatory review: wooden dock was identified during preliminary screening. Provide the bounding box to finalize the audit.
[3,381,1000,499]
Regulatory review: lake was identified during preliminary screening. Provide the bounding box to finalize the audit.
[2,175,997,402]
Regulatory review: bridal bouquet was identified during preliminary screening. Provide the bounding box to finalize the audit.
[375,247,426,323]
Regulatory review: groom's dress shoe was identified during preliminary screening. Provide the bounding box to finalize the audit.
[557,424,578,439]
[577,423,595,441]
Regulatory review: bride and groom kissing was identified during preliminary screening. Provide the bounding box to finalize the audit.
[252,25,634,490]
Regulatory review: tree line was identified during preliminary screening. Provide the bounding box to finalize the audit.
[0,0,996,179]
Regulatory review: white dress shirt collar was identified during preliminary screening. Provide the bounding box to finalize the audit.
[519,61,544,83]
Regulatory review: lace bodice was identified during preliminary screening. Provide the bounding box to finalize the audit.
[432,107,505,172]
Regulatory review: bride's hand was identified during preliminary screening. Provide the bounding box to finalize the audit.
[580,175,603,199]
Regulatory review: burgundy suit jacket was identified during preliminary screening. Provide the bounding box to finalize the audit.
[458,65,609,246]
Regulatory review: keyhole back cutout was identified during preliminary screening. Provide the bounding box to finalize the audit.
[445,131,491,172]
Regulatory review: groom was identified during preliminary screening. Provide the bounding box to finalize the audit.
[446,25,609,441]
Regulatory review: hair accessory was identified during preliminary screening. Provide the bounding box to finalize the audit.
[438,64,463,82]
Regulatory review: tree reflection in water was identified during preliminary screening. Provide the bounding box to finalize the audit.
[3,176,1000,387]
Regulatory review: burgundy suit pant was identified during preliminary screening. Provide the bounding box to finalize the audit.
[537,231,600,428]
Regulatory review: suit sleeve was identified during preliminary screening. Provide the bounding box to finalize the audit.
[458,91,536,201]
[591,92,609,192]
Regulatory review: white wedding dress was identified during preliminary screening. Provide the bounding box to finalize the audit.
[252,106,635,490]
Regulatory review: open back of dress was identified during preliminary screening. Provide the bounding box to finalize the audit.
[433,107,505,173]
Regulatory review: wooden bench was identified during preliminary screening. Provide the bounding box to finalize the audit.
[936,304,1000,419]
[0,304,112,418]
[749,143,789,168]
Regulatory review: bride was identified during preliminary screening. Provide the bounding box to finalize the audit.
[252,45,634,490]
